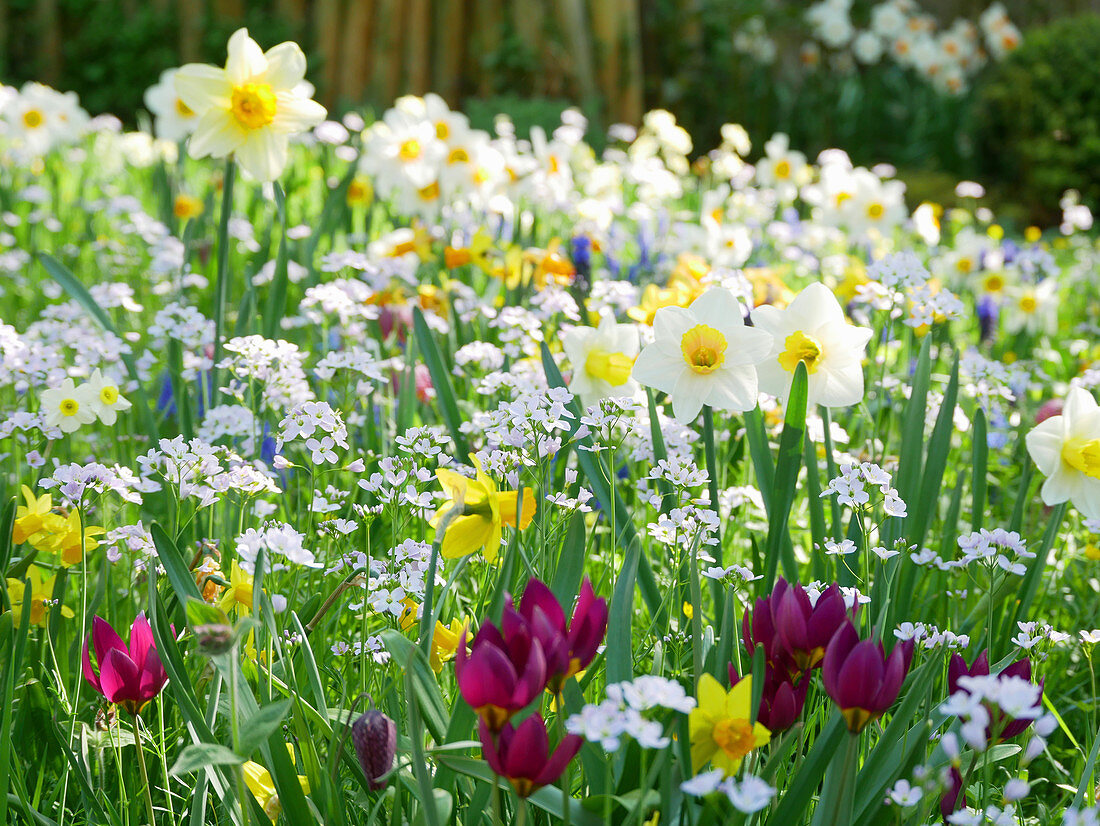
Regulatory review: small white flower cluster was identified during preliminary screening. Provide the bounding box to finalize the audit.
[702,563,761,585]
[41,460,152,505]
[236,521,320,571]
[679,770,777,813]
[331,636,388,664]
[821,461,906,516]
[939,675,1048,752]
[954,528,1034,575]
[546,468,595,512]
[395,425,451,458]
[278,401,350,465]
[358,456,436,516]
[1011,621,1072,651]
[647,506,720,548]
[137,437,277,507]
[892,622,970,650]
[313,348,386,388]
[806,580,869,609]
[221,336,313,412]
[566,676,695,752]
[646,456,710,494]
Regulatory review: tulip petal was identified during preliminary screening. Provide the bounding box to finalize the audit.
[99,647,141,705]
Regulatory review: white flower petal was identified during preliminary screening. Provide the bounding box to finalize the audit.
[187,109,246,159]
[226,28,267,84]
[235,128,289,182]
[174,64,231,114]
[262,42,308,90]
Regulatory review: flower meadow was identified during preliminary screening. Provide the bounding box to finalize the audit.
[4,27,1100,826]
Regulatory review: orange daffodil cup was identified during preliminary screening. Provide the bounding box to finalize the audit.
[174,28,326,182]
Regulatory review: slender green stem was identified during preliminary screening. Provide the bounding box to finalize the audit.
[133,717,157,826]
[702,406,725,622]
[211,157,237,393]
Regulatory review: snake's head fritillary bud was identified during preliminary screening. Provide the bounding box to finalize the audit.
[352,709,396,790]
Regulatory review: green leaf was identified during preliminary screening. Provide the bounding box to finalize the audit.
[238,700,293,759]
[412,307,470,457]
[170,743,244,776]
[763,362,808,586]
[152,523,203,603]
[550,511,588,606]
[767,712,845,824]
[971,407,988,531]
[381,630,449,744]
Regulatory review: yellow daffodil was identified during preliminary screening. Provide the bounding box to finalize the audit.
[173,193,204,220]
[430,455,536,563]
[627,283,693,326]
[430,617,468,672]
[13,485,55,545]
[218,560,255,616]
[243,745,310,822]
[346,175,373,207]
[689,673,770,776]
[6,565,73,628]
[32,510,105,566]
[444,229,493,272]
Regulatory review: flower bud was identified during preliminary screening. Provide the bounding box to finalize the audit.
[193,623,234,657]
[352,709,396,790]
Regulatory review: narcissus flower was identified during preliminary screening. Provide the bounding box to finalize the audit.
[83,369,131,426]
[632,287,773,423]
[752,282,873,408]
[430,617,468,672]
[243,744,310,821]
[430,455,536,562]
[822,619,913,732]
[174,28,326,181]
[6,565,73,627]
[218,560,256,616]
[40,377,96,434]
[12,485,55,545]
[689,673,770,775]
[1025,386,1100,519]
[561,314,640,407]
[82,614,169,716]
[478,715,583,797]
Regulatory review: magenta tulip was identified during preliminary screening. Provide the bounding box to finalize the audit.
[774,581,851,670]
[729,662,808,732]
[479,715,583,797]
[508,577,607,692]
[82,614,168,716]
[822,619,913,732]
[455,622,547,731]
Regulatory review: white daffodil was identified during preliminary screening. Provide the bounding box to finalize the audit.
[83,369,132,426]
[144,68,199,142]
[752,282,873,408]
[39,378,96,434]
[1026,386,1100,520]
[632,287,772,423]
[1003,278,1058,336]
[174,28,326,182]
[561,314,640,408]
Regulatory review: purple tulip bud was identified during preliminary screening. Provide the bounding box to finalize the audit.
[82,614,169,717]
[774,582,851,670]
[352,709,397,790]
[478,715,583,797]
[729,661,808,732]
[940,767,966,817]
[822,619,913,733]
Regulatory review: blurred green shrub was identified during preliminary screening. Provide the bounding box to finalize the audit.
[973,13,1100,222]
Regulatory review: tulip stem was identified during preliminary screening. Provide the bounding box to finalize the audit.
[133,717,157,826]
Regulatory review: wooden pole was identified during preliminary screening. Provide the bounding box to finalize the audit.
[340,0,375,106]
[404,0,431,96]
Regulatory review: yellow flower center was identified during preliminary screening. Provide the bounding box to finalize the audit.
[435,120,450,140]
[1018,293,1037,314]
[230,82,277,130]
[1063,437,1100,479]
[23,109,44,128]
[982,273,1005,293]
[100,386,119,405]
[473,167,489,185]
[175,97,194,117]
[399,138,422,162]
[447,147,470,164]
[680,325,727,374]
[347,178,372,205]
[866,201,885,220]
[417,181,440,201]
[957,258,973,274]
[584,348,635,386]
[712,718,756,762]
[777,330,823,374]
[548,155,560,174]
[174,194,204,219]
[774,159,791,179]
[835,191,852,207]
[60,398,80,417]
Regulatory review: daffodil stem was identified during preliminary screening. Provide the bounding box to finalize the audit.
[133,717,157,826]
[702,406,724,621]
[211,157,236,394]
[420,506,459,655]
